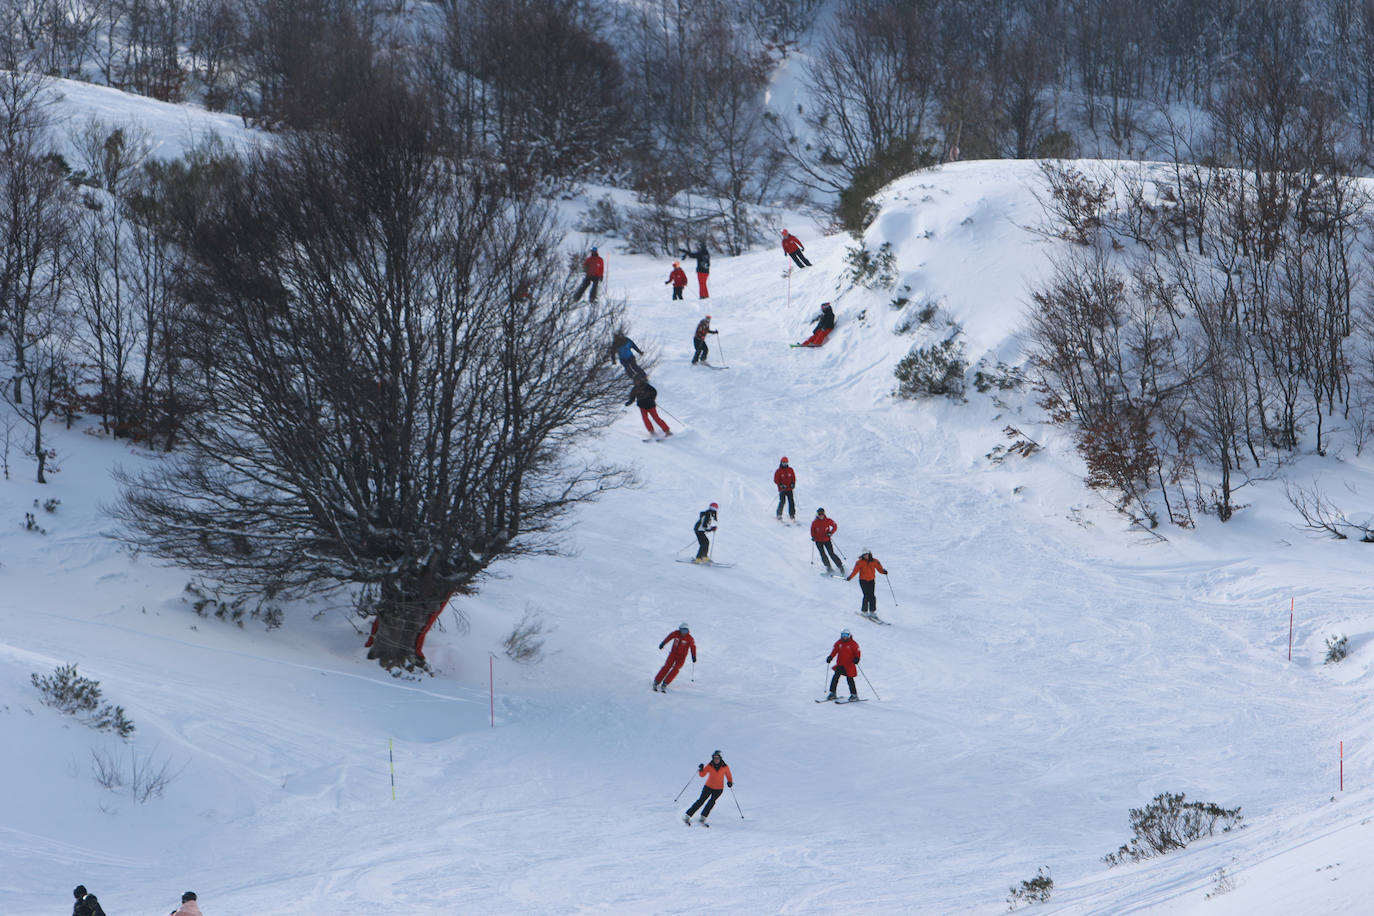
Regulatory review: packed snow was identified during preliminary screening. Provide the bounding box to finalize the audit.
[3,79,1374,915]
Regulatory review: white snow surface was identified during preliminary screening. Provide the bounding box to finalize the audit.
[3,83,1374,915]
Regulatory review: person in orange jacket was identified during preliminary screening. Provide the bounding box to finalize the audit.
[825,629,861,701]
[666,261,688,300]
[654,623,695,692]
[846,547,889,618]
[684,750,733,825]
[810,507,842,574]
[575,246,605,302]
[781,229,811,268]
[773,457,796,520]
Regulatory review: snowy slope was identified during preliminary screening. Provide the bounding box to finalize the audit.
[3,83,1374,915]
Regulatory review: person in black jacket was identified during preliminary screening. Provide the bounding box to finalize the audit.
[73,886,107,916]
[680,241,710,298]
[693,502,718,562]
[797,302,837,347]
[626,378,671,437]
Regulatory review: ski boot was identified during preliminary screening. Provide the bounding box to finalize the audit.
[683,814,692,825]
[825,692,836,701]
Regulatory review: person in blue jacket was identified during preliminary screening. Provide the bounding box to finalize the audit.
[610,332,646,381]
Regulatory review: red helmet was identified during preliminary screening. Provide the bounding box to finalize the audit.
[780,457,789,464]
[709,502,719,509]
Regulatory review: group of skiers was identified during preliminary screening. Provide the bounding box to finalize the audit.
[71,886,203,915]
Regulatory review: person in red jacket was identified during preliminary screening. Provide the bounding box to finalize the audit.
[781,229,811,268]
[825,629,861,701]
[692,315,719,365]
[810,507,843,574]
[654,623,696,692]
[846,547,889,618]
[575,246,605,302]
[773,456,796,520]
[666,261,688,300]
[684,749,733,825]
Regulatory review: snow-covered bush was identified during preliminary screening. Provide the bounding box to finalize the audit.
[576,195,621,236]
[894,336,967,399]
[1103,792,1242,866]
[183,581,283,630]
[1006,866,1052,909]
[1325,634,1349,664]
[894,296,941,335]
[973,360,1025,393]
[842,240,898,290]
[89,745,181,803]
[31,664,136,738]
[504,607,551,664]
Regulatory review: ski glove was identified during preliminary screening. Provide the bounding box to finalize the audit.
[727,781,733,787]
[825,656,833,663]
[659,642,666,649]
[698,764,704,770]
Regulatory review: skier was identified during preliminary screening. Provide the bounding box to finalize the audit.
[797,302,837,347]
[693,502,719,562]
[692,315,719,365]
[72,886,107,916]
[626,377,671,437]
[653,623,696,691]
[684,750,733,825]
[610,332,646,381]
[825,630,862,701]
[846,548,889,618]
[810,507,843,574]
[781,229,811,268]
[575,246,605,302]
[773,456,796,520]
[666,261,688,300]
[680,241,710,298]
[171,891,203,915]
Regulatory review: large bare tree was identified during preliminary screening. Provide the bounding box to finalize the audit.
[114,66,633,669]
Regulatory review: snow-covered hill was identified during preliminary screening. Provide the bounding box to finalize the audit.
[4,83,1374,915]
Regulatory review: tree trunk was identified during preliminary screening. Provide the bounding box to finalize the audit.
[365,577,450,670]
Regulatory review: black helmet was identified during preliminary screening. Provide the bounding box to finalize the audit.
[711,749,723,757]
[816,507,825,514]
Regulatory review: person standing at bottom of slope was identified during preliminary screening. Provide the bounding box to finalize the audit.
[774,457,796,520]
[847,548,889,618]
[693,502,719,562]
[627,377,671,437]
[826,630,861,701]
[692,315,719,365]
[797,302,837,347]
[575,246,605,302]
[666,261,688,300]
[653,623,696,692]
[72,886,107,916]
[685,750,733,825]
[680,240,710,298]
[171,890,203,915]
[811,508,842,573]
[781,229,811,268]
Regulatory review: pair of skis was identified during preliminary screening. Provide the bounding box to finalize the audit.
[815,695,868,703]
[674,557,737,569]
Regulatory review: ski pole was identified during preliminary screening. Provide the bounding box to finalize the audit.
[729,784,744,818]
[885,574,898,606]
[857,664,881,701]
[810,539,816,565]
[832,539,846,560]
[708,529,716,559]
[715,335,727,368]
[678,539,699,555]
[691,658,695,682]
[674,775,695,803]
[660,406,683,425]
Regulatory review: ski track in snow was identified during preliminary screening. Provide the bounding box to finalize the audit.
[1,93,1374,913]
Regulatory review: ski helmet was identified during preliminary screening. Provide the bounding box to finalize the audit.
[679,623,689,632]
[861,546,872,556]
[840,630,851,639]
[709,502,719,510]
[780,457,789,464]
[816,507,825,514]
[673,261,681,267]
[712,749,723,757]
[590,246,598,252]
[705,314,711,320]
[781,229,788,235]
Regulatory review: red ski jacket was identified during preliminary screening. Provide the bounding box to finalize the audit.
[810,516,837,542]
[847,556,887,581]
[660,630,697,663]
[668,266,688,288]
[828,637,861,675]
[782,232,804,255]
[584,253,605,278]
[773,466,796,491]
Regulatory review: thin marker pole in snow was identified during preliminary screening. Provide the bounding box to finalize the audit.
[389,739,396,800]
[489,654,495,728]
[1288,597,1294,661]
[786,265,792,311]
[1340,741,1344,791]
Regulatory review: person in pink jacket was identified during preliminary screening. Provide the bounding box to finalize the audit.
[171,891,203,915]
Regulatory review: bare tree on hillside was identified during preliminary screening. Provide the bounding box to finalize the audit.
[113,68,634,670]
